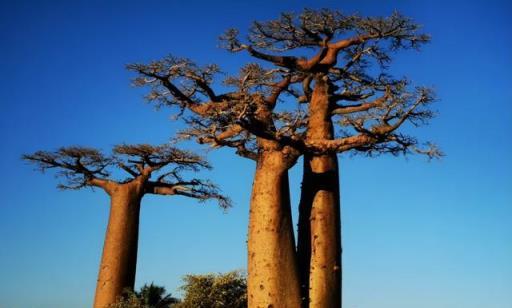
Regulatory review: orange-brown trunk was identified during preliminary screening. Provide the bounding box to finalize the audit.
[93,185,142,308]
[307,153,341,308]
[298,77,342,308]
[247,150,301,308]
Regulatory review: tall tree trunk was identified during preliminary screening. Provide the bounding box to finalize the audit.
[247,149,302,308]
[299,77,342,308]
[307,153,341,308]
[93,184,142,308]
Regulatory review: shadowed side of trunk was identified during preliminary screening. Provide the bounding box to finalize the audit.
[93,183,143,308]
[247,150,301,308]
[297,155,314,307]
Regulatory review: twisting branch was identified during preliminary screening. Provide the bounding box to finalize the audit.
[220,9,430,73]
[118,163,139,177]
[129,58,304,162]
[231,79,439,160]
[331,87,389,114]
[146,179,231,209]
[130,9,439,162]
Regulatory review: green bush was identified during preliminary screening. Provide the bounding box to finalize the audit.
[174,271,247,308]
[109,271,246,308]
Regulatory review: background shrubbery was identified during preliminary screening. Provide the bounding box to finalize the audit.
[110,271,246,308]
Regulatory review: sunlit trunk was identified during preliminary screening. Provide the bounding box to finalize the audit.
[298,77,342,308]
[247,149,301,308]
[306,153,341,308]
[93,184,142,308]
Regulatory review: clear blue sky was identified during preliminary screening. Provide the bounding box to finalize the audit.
[1,1,511,307]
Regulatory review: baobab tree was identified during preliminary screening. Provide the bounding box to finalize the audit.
[221,9,442,308]
[23,144,229,308]
[128,9,440,308]
[128,61,305,307]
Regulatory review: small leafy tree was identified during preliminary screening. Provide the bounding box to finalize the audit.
[174,271,247,308]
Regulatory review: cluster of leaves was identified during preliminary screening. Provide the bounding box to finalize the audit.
[109,271,247,308]
[175,271,247,308]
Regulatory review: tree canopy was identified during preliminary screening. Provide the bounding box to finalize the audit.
[129,9,441,161]
[23,144,230,208]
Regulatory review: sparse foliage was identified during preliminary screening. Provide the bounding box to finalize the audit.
[217,8,441,159]
[22,146,111,190]
[23,144,230,208]
[129,9,440,161]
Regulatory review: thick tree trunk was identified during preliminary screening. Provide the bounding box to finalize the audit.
[93,184,143,308]
[306,153,341,308]
[299,77,342,308]
[247,149,302,308]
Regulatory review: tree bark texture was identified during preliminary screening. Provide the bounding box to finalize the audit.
[93,183,143,308]
[247,149,302,308]
[298,77,342,308]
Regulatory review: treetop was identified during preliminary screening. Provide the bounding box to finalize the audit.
[128,8,441,161]
[23,144,231,208]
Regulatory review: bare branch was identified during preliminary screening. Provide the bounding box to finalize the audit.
[22,146,112,190]
[332,87,389,115]
[113,144,210,174]
[118,162,140,177]
[222,9,430,73]
[130,9,438,164]
[146,179,231,209]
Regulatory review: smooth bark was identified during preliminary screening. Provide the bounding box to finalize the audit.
[247,147,301,308]
[298,77,342,308]
[93,182,143,308]
[306,153,341,308]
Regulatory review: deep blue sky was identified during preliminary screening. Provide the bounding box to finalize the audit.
[1,1,511,307]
